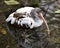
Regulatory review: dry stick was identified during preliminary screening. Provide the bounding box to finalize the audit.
[38,13,50,35]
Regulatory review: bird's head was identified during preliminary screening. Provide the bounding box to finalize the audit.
[30,7,50,35]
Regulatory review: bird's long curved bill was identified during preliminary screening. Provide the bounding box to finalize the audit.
[38,13,50,35]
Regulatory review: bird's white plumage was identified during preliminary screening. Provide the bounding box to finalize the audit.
[17,17,35,28]
[16,7,34,14]
[6,7,43,29]
[6,12,17,24]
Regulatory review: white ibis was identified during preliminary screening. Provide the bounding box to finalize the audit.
[6,7,50,34]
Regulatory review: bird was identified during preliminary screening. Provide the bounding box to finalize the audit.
[6,7,50,34]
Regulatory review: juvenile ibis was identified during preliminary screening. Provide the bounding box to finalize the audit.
[6,7,50,34]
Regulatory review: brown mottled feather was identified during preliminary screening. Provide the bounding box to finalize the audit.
[13,12,26,20]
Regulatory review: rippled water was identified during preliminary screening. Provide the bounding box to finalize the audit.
[0,0,60,48]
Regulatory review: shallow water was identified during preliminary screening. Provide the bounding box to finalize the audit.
[0,0,60,48]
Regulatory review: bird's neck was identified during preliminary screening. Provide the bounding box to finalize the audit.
[33,19,43,27]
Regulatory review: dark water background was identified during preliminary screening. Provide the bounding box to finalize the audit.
[0,0,60,48]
